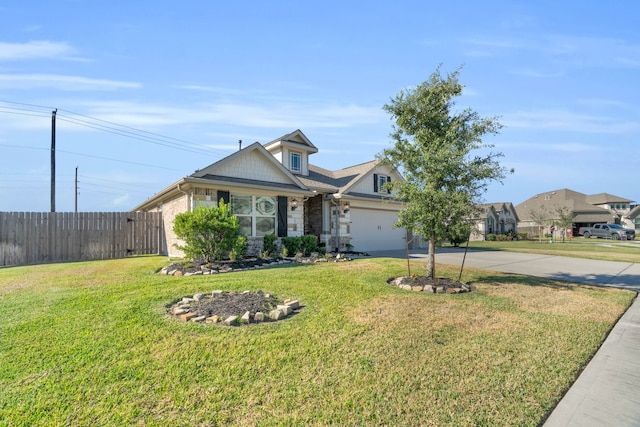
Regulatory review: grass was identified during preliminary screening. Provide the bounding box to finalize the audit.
[468,238,640,263]
[0,256,635,426]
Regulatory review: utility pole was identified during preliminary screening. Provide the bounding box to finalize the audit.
[75,166,78,213]
[50,109,57,212]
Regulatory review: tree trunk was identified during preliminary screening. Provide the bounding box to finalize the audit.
[427,234,436,281]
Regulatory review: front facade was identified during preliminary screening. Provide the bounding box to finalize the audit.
[515,189,636,236]
[132,130,407,256]
[470,202,519,240]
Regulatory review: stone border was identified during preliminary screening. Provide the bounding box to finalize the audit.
[159,254,353,276]
[166,290,302,326]
[388,277,473,294]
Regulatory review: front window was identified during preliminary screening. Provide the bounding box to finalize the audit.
[378,175,387,192]
[290,152,301,172]
[231,195,276,236]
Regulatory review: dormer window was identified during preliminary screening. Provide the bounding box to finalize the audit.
[373,173,391,194]
[290,152,301,173]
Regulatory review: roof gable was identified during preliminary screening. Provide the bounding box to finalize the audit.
[263,129,319,154]
[191,142,308,190]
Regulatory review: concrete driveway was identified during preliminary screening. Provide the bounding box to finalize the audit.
[369,247,640,291]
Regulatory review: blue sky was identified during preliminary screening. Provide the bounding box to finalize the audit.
[1,1,638,212]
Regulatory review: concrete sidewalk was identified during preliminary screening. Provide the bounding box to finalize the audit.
[367,248,640,426]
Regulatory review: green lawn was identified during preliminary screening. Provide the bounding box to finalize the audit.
[0,256,635,426]
[468,238,640,263]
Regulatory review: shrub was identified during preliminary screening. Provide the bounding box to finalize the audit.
[517,232,528,240]
[229,236,247,261]
[173,201,239,262]
[486,234,497,241]
[300,234,318,255]
[281,236,301,256]
[262,234,278,257]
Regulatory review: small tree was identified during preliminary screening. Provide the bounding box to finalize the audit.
[529,206,551,242]
[554,206,575,243]
[173,201,240,262]
[382,66,511,281]
[446,218,472,247]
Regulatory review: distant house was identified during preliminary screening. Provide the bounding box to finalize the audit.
[132,130,409,257]
[515,189,636,236]
[470,202,519,240]
[626,205,640,231]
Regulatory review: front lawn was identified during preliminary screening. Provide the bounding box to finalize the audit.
[468,238,640,263]
[0,256,634,426]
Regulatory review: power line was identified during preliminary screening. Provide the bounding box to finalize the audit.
[0,99,233,157]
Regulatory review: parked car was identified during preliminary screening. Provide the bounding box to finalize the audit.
[578,223,636,240]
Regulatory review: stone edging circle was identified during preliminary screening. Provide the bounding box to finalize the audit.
[166,290,301,326]
[388,276,473,294]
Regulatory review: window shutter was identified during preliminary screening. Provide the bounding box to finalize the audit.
[386,176,391,194]
[277,196,288,237]
[373,174,378,193]
[217,190,230,205]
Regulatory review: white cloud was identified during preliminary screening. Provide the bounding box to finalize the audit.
[503,109,639,134]
[74,99,384,130]
[462,34,640,69]
[0,74,141,91]
[0,40,79,61]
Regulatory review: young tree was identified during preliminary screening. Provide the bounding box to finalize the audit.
[382,66,511,281]
[529,206,551,242]
[554,206,575,243]
[173,201,240,262]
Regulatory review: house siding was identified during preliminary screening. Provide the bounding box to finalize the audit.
[216,150,291,184]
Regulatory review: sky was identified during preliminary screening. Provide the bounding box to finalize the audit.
[1,0,638,212]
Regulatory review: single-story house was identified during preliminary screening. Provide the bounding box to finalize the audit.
[470,202,519,240]
[132,130,409,257]
[515,188,636,236]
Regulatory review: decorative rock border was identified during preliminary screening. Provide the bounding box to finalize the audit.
[165,290,302,326]
[388,276,473,294]
[159,254,353,276]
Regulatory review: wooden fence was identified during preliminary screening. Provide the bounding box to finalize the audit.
[0,212,165,267]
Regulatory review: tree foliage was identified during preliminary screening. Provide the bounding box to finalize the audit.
[382,66,512,280]
[529,206,551,242]
[173,201,240,262]
[554,206,575,243]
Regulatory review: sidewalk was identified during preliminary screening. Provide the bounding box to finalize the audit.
[368,248,640,426]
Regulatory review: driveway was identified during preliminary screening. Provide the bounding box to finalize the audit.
[369,247,640,291]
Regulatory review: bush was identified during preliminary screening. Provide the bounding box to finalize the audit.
[173,201,239,262]
[301,235,318,255]
[517,232,528,240]
[281,236,301,256]
[262,234,278,257]
[229,236,247,261]
[486,234,497,241]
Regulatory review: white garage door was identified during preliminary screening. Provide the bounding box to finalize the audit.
[349,208,406,252]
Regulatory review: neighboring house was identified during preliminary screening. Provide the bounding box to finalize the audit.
[470,202,519,240]
[132,130,408,257]
[586,193,635,230]
[626,205,640,231]
[515,188,635,236]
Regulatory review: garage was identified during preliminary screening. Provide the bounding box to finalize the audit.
[348,207,406,252]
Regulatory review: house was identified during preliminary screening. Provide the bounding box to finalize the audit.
[470,202,519,240]
[131,130,408,257]
[626,205,640,231]
[515,189,635,236]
